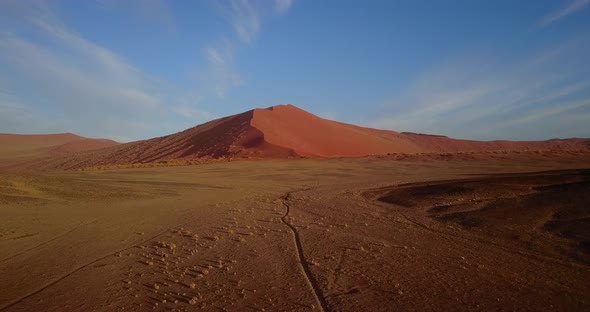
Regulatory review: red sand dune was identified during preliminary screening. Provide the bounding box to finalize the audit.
[0,133,118,167]
[0,133,86,154]
[5,105,590,170]
[252,105,590,156]
[251,105,420,156]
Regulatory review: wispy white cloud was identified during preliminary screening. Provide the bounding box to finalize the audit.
[503,97,590,126]
[319,111,337,120]
[173,106,214,121]
[0,24,160,110]
[2,1,299,140]
[199,40,241,98]
[218,0,294,43]
[0,92,49,133]
[538,0,590,27]
[275,0,295,14]
[96,0,176,30]
[217,0,261,44]
[205,46,230,66]
[202,0,295,98]
[369,37,590,140]
[0,3,209,141]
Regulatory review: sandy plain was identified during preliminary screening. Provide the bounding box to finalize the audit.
[1,155,590,311]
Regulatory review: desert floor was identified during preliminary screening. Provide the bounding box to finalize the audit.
[1,156,590,311]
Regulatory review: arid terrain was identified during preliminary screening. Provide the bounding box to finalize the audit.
[3,0,590,310]
[1,155,590,311]
[1,105,590,311]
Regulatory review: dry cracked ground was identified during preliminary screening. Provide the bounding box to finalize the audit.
[1,156,590,311]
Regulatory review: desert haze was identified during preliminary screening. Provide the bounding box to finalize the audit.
[1,104,590,311]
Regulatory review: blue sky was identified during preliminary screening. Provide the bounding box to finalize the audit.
[0,0,589,142]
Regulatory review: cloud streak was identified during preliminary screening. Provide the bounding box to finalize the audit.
[0,3,206,141]
[96,0,176,30]
[225,0,261,44]
[275,0,295,14]
[538,0,590,27]
[503,97,590,127]
[199,40,241,98]
[370,37,590,140]
[0,1,296,141]
[201,0,295,99]
[216,0,295,44]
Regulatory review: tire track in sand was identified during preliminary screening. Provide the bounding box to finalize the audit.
[0,228,170,311]
[279,189,330,312]
[0,219,98,263]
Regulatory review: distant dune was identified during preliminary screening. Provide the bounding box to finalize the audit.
[1,104,589,170]
[0,133,119,169]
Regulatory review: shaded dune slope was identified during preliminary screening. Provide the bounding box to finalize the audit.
[38,109,297,169]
